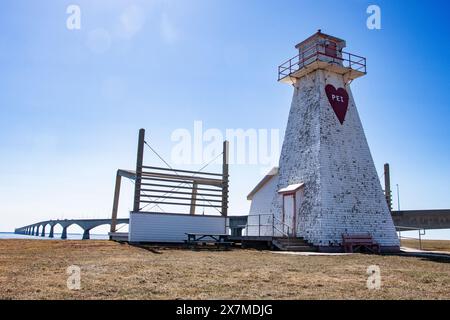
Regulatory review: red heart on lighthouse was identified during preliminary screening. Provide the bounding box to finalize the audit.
[325,84,349,125]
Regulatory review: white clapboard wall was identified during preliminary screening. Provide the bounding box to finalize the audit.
[129,212,226,243]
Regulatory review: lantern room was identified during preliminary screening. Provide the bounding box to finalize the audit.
[278,30,367,84]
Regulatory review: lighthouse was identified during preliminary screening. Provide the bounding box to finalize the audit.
[247,31,400,252]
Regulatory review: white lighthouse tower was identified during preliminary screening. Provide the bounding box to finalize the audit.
[248,31,400,252]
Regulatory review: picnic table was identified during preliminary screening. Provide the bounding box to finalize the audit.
[185,233,232,250]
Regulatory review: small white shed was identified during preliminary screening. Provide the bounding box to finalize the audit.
[129,212,226,243]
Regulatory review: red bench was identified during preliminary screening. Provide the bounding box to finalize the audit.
[342,234,380,254]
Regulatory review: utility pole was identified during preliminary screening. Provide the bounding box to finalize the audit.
[384,163,392,211]
[396,184,400,211]
[221,141,229,217]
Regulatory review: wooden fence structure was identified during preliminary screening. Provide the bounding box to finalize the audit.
[110,129,229,233]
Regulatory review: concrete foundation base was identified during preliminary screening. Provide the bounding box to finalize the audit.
[317,245,401,254]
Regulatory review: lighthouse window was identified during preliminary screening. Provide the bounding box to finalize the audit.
[325,41,338,58]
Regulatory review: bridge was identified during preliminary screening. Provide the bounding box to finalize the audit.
[392,210,450,230]
[14,218,129,240]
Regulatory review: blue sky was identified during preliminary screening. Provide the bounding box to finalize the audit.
[0,0,449,238]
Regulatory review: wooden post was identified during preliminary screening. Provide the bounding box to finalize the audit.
[258,214,261,237]
[272,214,275,237]
[110,171,122,233]
[221,141,229,217]
[189,182,198,215]
[133,129,145,213]
[384,163,392,211]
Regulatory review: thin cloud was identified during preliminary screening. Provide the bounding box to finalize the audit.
[117,5,147,39]
[160,13,178,44]
[86,28,112,54]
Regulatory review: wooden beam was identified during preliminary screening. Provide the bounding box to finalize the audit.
[141,188,222,197]
[110,171,122,233]
[140,182,221,192]
[140,194,222,203]
[117,169,136,180]
[142,165,223,177]
[133,129,145,212]
[190,182,198,215]
[140,171,223,186]
[139,200,222,208]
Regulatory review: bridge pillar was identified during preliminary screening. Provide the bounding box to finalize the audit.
[35,226,40,236]
[61,226,68,240]
[49,225,54,238]
[41,225,46,237]
[82,229,90,240]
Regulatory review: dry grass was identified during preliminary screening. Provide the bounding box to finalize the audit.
[0,240,449,300]
[401,239,450,252]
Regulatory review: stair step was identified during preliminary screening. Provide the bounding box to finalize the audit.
[272,238,317,252]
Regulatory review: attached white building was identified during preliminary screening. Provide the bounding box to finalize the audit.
[247,168,306,238]
[246,167,278,236]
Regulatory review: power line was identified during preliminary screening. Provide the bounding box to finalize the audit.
[144,140,173,170]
